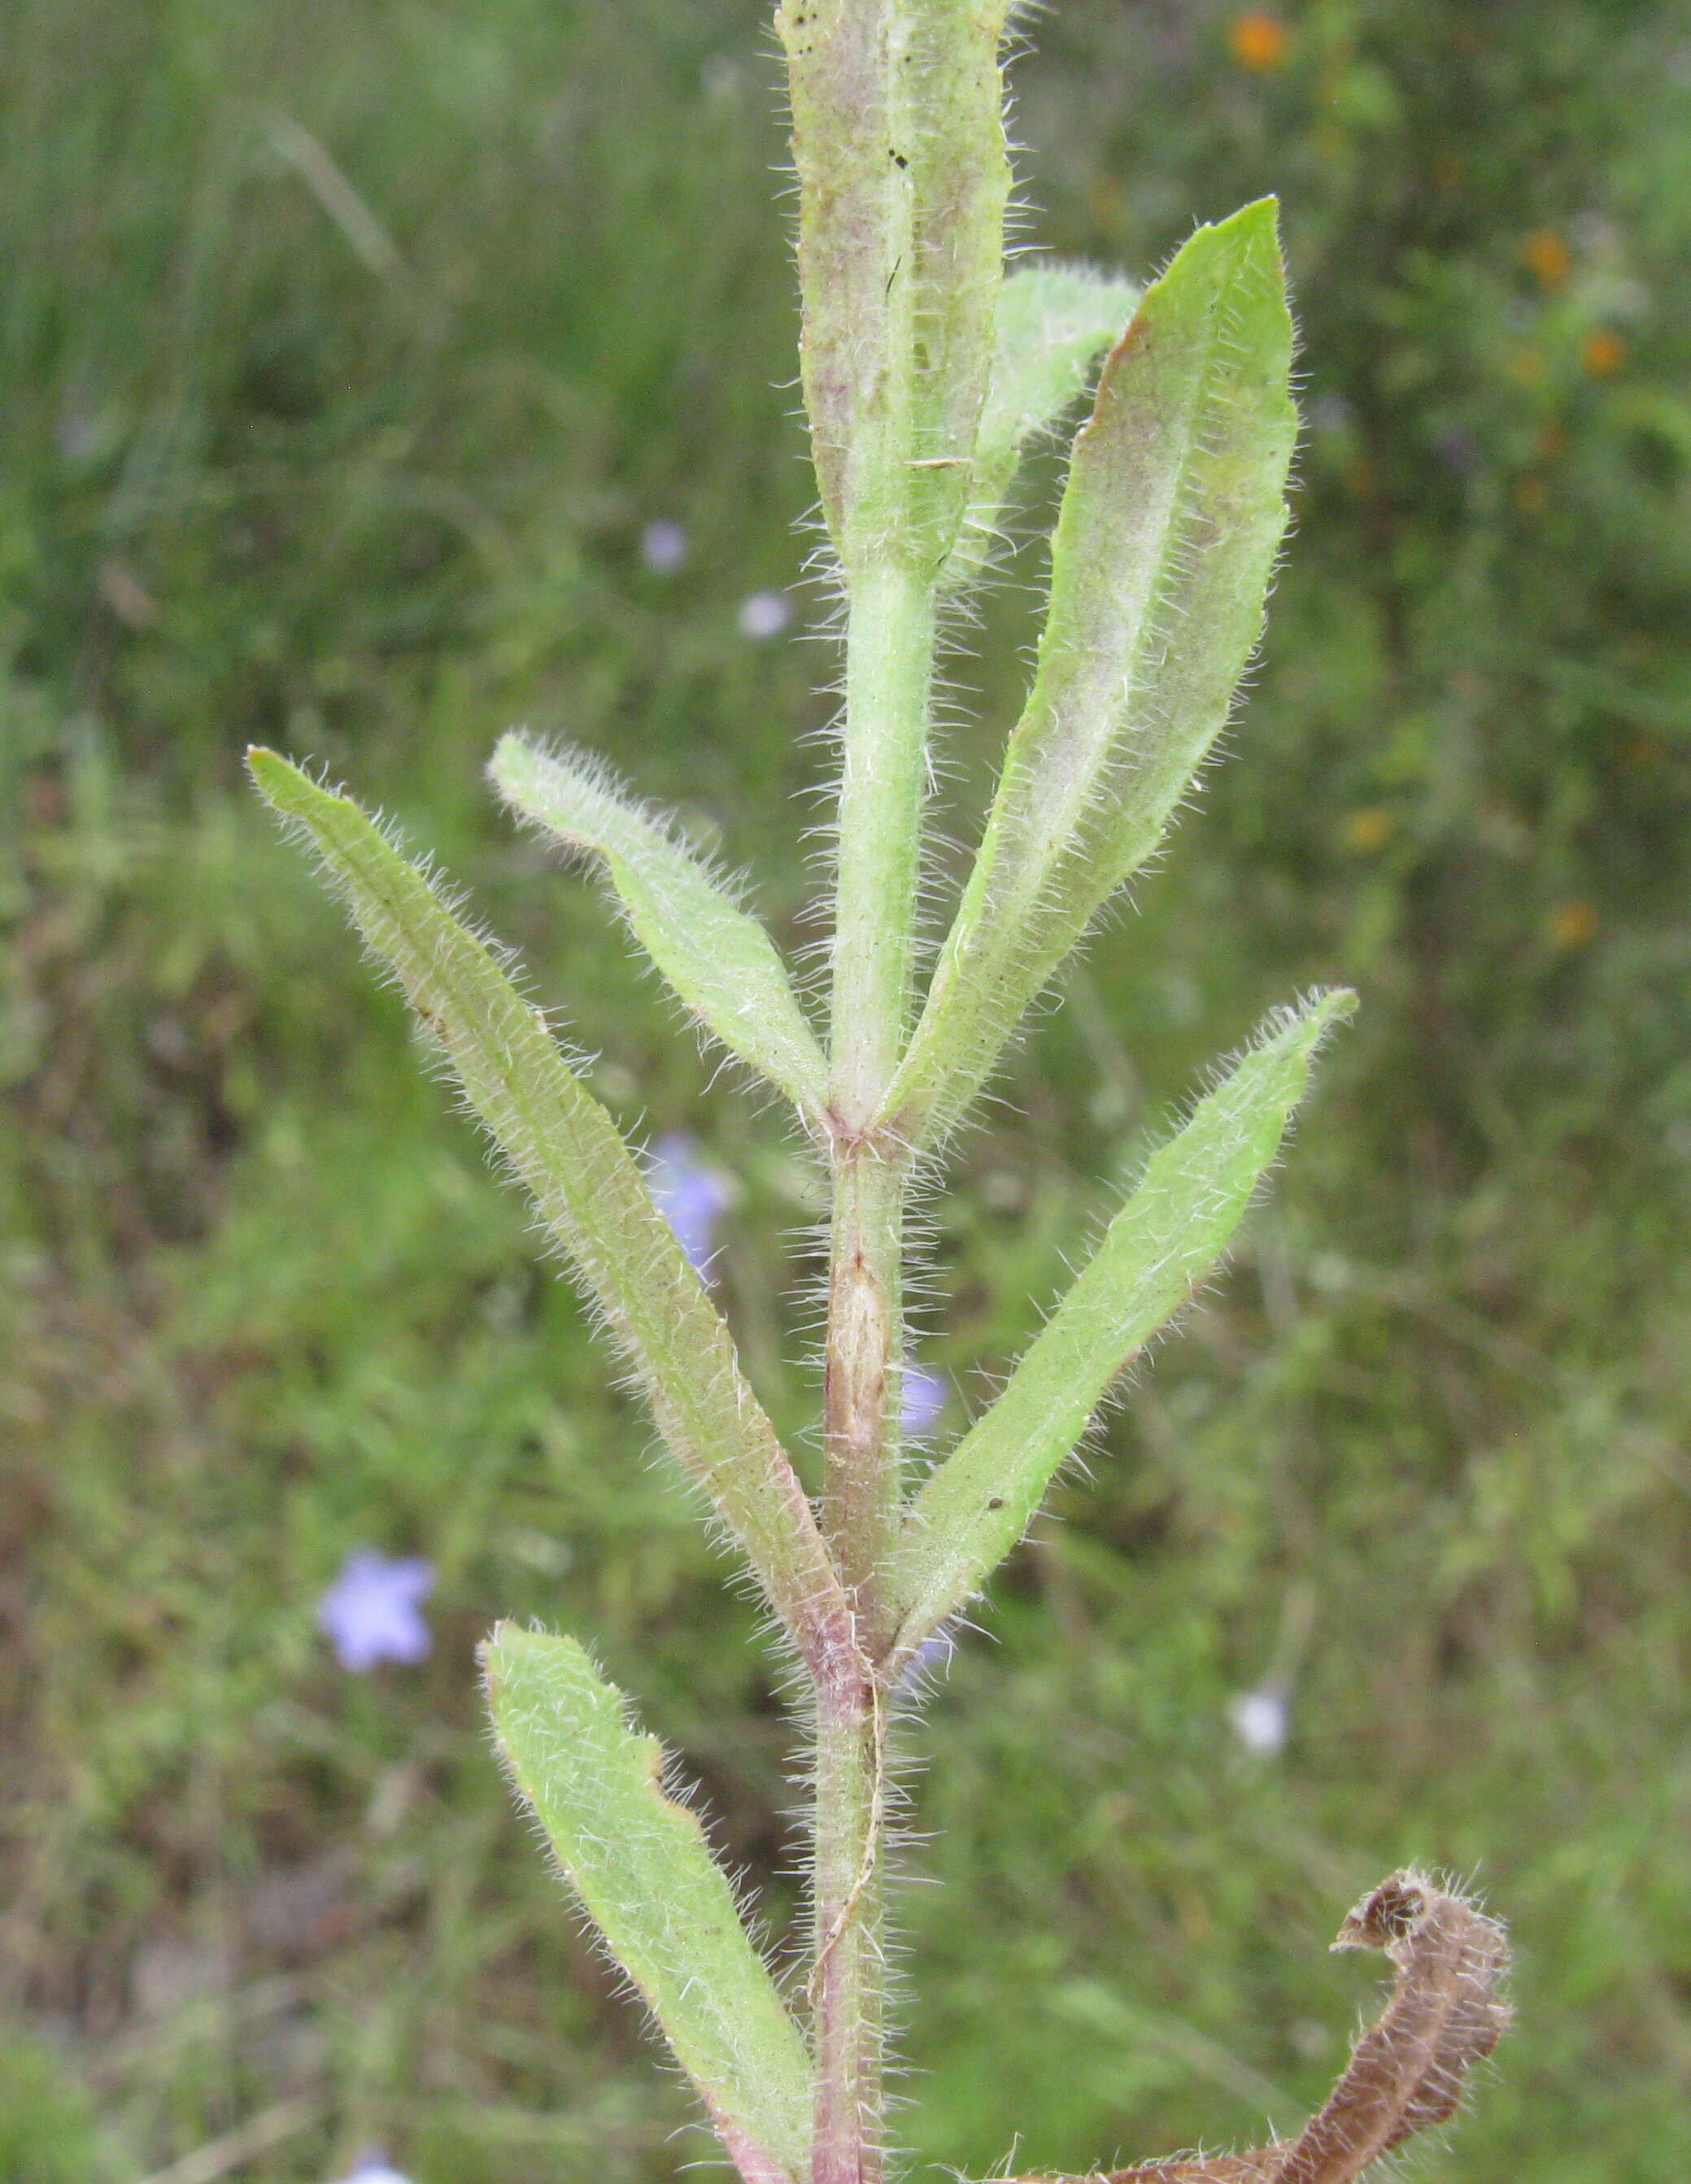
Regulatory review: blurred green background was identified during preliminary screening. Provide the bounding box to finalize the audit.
[4,0,1690,2177]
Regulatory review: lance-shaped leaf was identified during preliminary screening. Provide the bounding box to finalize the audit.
[888,991,1350,1672]
[886,202,1297,1148]
[776,0,1012,567]
[944,261,1142,590]
[484,1627,813,2184]
[1021,1872,1510,2184]
[490,734,828,1117]
[248,750,853,1669]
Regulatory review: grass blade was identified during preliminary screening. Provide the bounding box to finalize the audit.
[491,734,828,1117]
[887,202,1297,1148]
[483,1626,814,2184]
[248,749,852,1667]
[888,991,1352,1672]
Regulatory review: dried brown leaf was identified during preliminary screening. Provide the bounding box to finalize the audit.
[1018,1872,1510,2184]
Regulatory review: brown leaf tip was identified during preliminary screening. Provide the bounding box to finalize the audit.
[1333,1869,1432,1952]
[1004,1869,1510,2184]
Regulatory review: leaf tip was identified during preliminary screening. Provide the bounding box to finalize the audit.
[246,745,342,828]
[1313,983,1360,1029]
[245,744,294,800]
[486,727,536,798]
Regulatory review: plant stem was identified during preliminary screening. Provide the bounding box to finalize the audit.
[814,553,935,2184]
[811,1670,883,2184]
[822,1148,905,1628]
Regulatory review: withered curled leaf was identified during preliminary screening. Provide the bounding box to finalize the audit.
[1021,1872,1510,2184]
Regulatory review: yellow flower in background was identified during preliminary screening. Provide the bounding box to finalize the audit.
[1229,12,1292,71]
[1522,229,1571,290]
[1341,806,1394,853]
[1548,900,1599,950]
[1582,329,1627,376]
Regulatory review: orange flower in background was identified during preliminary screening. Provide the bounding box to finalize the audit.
[1341,806,1394,853]
[1548,900,1600,950]
[1582,329,1628,376]
[1522,229,1571,290]
[1229,12,1292,71]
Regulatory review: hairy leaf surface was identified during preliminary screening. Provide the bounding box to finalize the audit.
[484,1626,813,2184]
[492,735,827,1116]
[777,0,1012,567]
[945,262,1142,589]
[889,991,1351,1670]
[889,202,1297,1146]
[249,750,851,1665]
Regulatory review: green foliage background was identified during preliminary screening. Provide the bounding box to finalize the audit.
[3,0,1689,2176]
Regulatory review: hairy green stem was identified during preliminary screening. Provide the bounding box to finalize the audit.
[815,556,935,2184]
[822,1148,906,1631]
[811,1676,884,2184]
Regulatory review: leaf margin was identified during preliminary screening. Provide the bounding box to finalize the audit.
[887,987,1353,1675]
[490,731,829,1118]
[483,1623,815,2184]
[248,746,856,1672]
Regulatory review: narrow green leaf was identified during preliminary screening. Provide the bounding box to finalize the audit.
[776,0,1012,567]
[944,261,1142,589]
[491,735,827,1116]
[888,991,1352,1671]
[248,749,852,1667]
[484,1626,813,2184]
[887,202,1297,1146]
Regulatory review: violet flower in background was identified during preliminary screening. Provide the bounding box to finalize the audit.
[737,588,791,640]
[317,1550,434,1672]
[895,1627,955,1697]
[900,1359,948,1441]
[640,518,689,575]
[334,2158,416,2184]
[648,1131,734,1275]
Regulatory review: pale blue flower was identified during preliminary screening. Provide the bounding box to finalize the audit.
[648,1132,734,1275]
[895,1627,954,1697]
[640,518,689,574]
[317,1550,434,1672]
[1227,1681,1290,1757]
[737,588,791,640]
[336,2157,415,2184]
[900,1360,948,1441]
